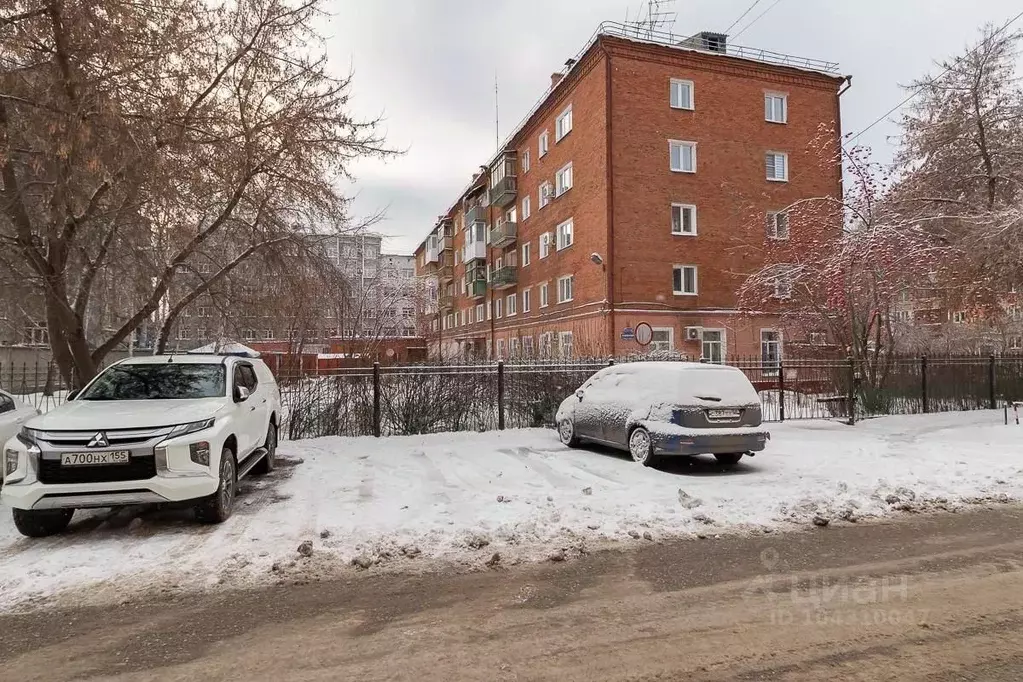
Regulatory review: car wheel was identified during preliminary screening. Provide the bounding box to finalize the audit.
[12,508,74,538]
[252,422,277,475]
[558,419,580,447]
[714,452,744,468]
[195,446,236,524]
[629,427,657,467]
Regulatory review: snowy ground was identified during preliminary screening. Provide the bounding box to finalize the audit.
[2,411,1022,611]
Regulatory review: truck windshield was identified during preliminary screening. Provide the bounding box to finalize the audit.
[78,364,227,400]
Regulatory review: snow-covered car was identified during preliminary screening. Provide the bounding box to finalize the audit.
[0,390,39,461]
[1,353,282,537]
[555,361,770,467]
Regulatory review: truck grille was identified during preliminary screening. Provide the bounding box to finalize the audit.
[37,456,158,484]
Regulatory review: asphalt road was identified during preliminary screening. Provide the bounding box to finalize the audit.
[3,506,1023,681]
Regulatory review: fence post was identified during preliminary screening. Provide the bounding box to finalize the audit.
[608,358,615,367]
[372,362,381,438]
[497,361,505,431]
[777,359,785,423]
[989,355,997,410]
[921,355,929,414]
[846,356,856,426]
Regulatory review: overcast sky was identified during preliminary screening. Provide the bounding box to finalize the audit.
[322,0,1021,255]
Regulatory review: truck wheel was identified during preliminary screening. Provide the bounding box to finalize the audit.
[195,446,236,524]
[714,452,744,468]
[252,423,277,476]
[13,508,74,538]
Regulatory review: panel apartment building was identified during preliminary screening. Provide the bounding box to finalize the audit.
[415,25,849,362]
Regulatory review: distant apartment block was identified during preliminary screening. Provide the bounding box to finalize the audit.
[416,25,849,361]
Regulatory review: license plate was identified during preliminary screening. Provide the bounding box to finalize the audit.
[60,451,131,466]
[707,409,742,420]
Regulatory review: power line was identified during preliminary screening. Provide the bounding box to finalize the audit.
[732,0,784,40]
[847,8,1023,145]
[724,0,764,35]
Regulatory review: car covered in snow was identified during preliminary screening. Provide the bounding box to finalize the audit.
[555,361,769,467]
[1,353,282,537]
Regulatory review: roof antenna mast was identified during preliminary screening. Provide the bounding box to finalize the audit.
[626,0,678,40]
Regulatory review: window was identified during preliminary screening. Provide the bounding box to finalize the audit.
[555,163,573,196]
[523,288,532,313]
[703,330,725,364]
[952,311,967,324]
[522,242,531,266]
[774,267,793,299]
[767,211,790,239]
[522,335,535,357]
[198,261,213,274]
[809,331,827,346]
[540,232,552,258]
[673,265,698,295]
[510,337,521,357]
[177,328,192,341]
[671,204,697,235]
[669,140,696,173]
[197,306,211,318]
[196,328,208,341]
[243,329,256,341]
[539,181,553,208]
[495,298,503,318]
[304,328,318,339]
[1010,306,1022,322]
[557,275,574,303]
[475,303,485,323]
[263,329,275,340]
[559,332,574,359]
[522,194,532,221]
[766,152,788,181]
[556,218,574,250]
[522,149,530,173]
[540,282,550,307]
[539,332,553,357]
[1011,337,1023,351]
[0,394,14,415]
[893,310,913,323]
[506,294,517,316]
[539,130,549,157]
[651,328,674,353]
[497,339,506,359]
[670,79,694,110]
[765,93,787,123]
[761,330,782,372]
[555,105,573,141]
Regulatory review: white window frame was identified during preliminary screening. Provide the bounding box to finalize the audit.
[669,140,697,173]
[673,265,698,296]
[540,282,550,308]
[495,298,503,318]
[952,311,967,324]
[1011,336,1023,351]
[539,181,553,208]
[555,105,573,141]
[539,232,552,259]
[539,332,553,357]
[522,242,531,266]
[702,328,726,364]
[556,218,574,250]
[761,329,782,374]
[774,268,793,299]
[555,162,573,196]
[559,331,574,359]
[522,149,530,174]
[522,335,535,357]
[650,327,674,353]
[557,275,574,303]
[521,194,532,221]
[539,129,549,157]
[766,152,789,182]
[510,337,521,357]
[669,78,694,110]
[475,303,485,323]
[523,288,532,313]
[765,92,788,124]
[671,203,697,236]
[506,294,517,316]
[767,211,790,240]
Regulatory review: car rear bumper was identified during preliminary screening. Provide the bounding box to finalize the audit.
[650,429,770,456]
[0,475,218,510]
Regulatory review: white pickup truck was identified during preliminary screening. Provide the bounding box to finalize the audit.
[1,353,282,537]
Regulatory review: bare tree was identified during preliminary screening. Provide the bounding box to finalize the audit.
[0,0,394,385]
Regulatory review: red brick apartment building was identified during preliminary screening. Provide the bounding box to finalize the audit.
[415,24,850,362]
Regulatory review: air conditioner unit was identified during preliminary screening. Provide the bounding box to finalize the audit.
[684,326,702,341]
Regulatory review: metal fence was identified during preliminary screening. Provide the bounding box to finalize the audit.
[6,355,1023,439]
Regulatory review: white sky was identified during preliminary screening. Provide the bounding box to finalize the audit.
[322,0,1021,254]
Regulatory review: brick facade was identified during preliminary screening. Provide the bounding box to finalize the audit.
[417,30,847,362]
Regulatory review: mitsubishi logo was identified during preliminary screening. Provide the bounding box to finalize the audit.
[87,432,109,448]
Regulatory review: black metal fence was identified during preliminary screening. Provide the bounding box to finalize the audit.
[6,355,1023,439]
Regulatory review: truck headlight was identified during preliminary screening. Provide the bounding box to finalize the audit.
[168,418,215,439]
[16,427,41,454]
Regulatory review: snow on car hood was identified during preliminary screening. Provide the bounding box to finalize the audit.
[27,398,231,431]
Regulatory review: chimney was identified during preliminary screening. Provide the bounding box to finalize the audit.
[550,72,564,88]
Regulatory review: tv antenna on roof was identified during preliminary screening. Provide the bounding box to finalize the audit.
[625,0,678,39]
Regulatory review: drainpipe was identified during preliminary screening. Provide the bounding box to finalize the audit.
[602,42,616,359]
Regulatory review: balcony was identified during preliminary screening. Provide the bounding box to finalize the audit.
[490,176,517,208]
[489,221,517,248]
[464,204,488,225]
[462,238,487,263]
[439,294,455,310]
[438,262,454,282]
[439,235,453,251]
[467,279,487,299]
[491,265,518,290]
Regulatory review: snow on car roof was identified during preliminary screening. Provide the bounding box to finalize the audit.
[597,361,758,405]
[116,355,231,365]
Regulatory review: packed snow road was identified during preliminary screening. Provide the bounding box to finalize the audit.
[1,411,1021,611]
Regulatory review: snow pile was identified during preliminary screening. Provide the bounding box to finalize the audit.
[1,411,1022,610]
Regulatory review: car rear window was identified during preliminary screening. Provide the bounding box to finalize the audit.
[79,364,227,400]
